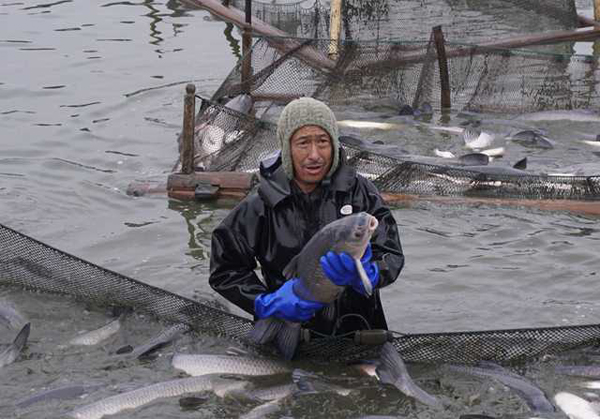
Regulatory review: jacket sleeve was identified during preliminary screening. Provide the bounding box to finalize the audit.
[209,198,268,315]
[355,177,405,289]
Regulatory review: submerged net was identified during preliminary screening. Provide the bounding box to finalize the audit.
[2,222,600,364]
[217,0,577,43]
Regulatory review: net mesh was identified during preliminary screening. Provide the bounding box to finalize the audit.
[222,0,577,42]
[2,223,600,364]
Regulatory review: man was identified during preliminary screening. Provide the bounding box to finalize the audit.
[209,97,404,339]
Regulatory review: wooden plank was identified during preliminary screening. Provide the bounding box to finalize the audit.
[380,193,600,216]
[179,0,336,72]
[167,172,256,190]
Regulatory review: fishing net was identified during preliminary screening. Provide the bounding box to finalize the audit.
[214,36,600,115]
[211,0,578,42]
[192,96,600,201]
[2,222,600,364]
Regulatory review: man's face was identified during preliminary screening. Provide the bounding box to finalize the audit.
[290,125,333,193]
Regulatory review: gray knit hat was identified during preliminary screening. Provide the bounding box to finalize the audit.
[276,97,340,180]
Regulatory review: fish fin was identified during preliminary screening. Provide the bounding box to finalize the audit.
[461,128,479,144]
[376,342,443,409]
[275,321,302,361]
[116,344,133,355]
[13,322,30,351]
[226,346,250,357]
[248,318,283,345]
[513,157,527,170]
[321,302,336,322]
[355,259,373,296]
[292,369,319,394]
[282,254,301,279]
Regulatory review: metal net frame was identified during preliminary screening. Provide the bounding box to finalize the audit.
[3,222,600,364]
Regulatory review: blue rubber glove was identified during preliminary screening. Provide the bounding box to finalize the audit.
[320,243,379,295]
[254,279,326,322]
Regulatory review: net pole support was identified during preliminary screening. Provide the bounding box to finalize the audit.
[181,84,196,175]
[328,0,343,59]
[245,0,251,25]
[596,0,600,22]
[241,26,253,94]
[432,25,451,110]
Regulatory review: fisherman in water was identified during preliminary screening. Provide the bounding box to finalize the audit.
[209,97,404,343]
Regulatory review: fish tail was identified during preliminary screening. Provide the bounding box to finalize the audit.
[248,318,284,345]
[13,322,30,351]
[248,318,301,360]
[275,322,302,361]
[376,342,442,409]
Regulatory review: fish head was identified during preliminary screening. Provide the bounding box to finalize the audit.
[330,212,379,260]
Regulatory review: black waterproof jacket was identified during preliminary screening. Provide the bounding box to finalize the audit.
[209,150,404,336]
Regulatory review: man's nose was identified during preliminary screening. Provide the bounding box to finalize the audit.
[307,142,320,159]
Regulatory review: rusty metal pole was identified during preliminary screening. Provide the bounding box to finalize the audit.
[181,84,196,174]
[432,25,451,110]
[241,0,253,93]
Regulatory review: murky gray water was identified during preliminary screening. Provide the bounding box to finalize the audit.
[1,1,600,418]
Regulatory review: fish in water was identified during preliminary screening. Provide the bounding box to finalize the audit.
[508,130,554,149]
[555,365,600,378]
[447,362,554,414]
[464,157,528,176]
[68,375,249,419]
[554,392,600,419]
[516,109,600,122]
[116,322,190,359]
[193,94,254,169]
[248,212,379,360]
[398,102,433,117]
[462,128,494,150]
[69,317,122,346]
[16,383,103,408]
[458,153,490,166]
[337,120,407,130]
[0,299,27,330]
[172,352,291,377]
[0,322,30,367]
[375,342,443,408]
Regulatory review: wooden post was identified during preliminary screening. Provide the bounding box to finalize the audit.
[596,0,600,22]
[329,0,342,59]
[181,84,196,174]
[241,26,253,93]
[245,0,251,25]
[432,26,451,110]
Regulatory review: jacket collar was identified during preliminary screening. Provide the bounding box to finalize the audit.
[258,148,355,208]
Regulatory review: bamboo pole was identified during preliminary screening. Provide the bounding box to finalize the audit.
[181,84,196,174]
[329,0,342,59]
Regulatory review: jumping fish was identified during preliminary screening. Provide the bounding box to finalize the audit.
[462,128,494,150]
[0,322,30,367]
[375,342,443,409]
[447,362,554,414]
[554,392,600,419]
[248,212,379,360]
[172,353,291,377]
[68,375,249,419]
[69,317,122,346]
